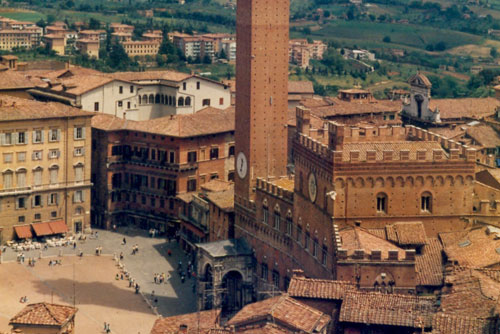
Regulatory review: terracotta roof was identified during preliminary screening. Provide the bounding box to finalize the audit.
[339,88,370,94]
[426,126,466,140]
[0,96,93,121]
[416,238,444,287]
[429,98,500,120]
[79,29,106,34]
[339,227,406,260]
[440,267,500,318]
[310,97,402,117]
[40,75,116,95]
[431,313,496,334]
[386,222,427,246]
[9,303,77,327]
[176,192,196,203]
[201,180,233,193]
[287,276,355,300]
[235,323,289,334]
[466,125,500,148]
[269,177,294,192]
[288,81,314,94]
[442,227,500,268]
[150,309,220,334]
[342,141,444,162]
[227,296,331,333]
[92,107,235,138]
[111,70,192,83]
[0,70,42,90]
[204,187,234,212]
[339,291,435,328]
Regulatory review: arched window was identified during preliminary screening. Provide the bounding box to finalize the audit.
[262,199,268,224]
[155,94,160,104]
[185,97,191,106]
[273,205,281,230]
[2,169,13,189]
[142,94,147,105]
[421,192,432,212]
[168,96,172,106]
[161,95,165,104]
[16,168,27,188]
[49,165,59,185]
[148,94,154,104]
[173,97,176,106]
[74,162,84,183]
[33,167,43,186]
[138,95,142,105]
[376,193,387,213]
[178,97,184,107]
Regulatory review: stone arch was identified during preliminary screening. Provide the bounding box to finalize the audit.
[395,176,404,187]
[142,94,147,104]
[436,176,444,186]
[405,176,414,187]
[465,175,474,185]
[455,175,464,185]
[178,97,184,106]
[155,94,160,104]
[335,178,345,189]
[148,94,154,104]
[366,177,374,188]
[346,177,354,188]
[185,96,191,106]
[138,95,142,105]
[425,176,434,187]
[416,176,424,187]
[386,176,395,187]
[375,177,385,187]
[445,175,454,186]
[355,177,365,188]
[161,95,165,104]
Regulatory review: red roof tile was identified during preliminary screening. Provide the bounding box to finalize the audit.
[416,238,444,287]
[386,222,427,246]
[429,98,500,120]
[9,303,77,327]
[150,310,220,334]
[227,296,331,333]
[339,291,435,328]
[431,313,496,334]
[287,276,355,300]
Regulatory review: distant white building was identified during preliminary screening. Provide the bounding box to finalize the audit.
[343,49,375,61]
[28,67,232,121]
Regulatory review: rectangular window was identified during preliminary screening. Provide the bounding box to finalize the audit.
[17,132,26,144]
[119,86,123,94]
[261,263,268,280]
[313,240,318,257]
[196,81,200,89]
[187,151,197,163]
[51,211,57,218]
[49,129,60,142]
[17,152,26,162]
[127,101,131,109]
[3,153,12,163]
[169,151,175,163]
[50,168,58,184]
[49,149,60,159]
[74,127,85,140]
[17,172,26,188]
[421,194,432,212]
[219,97,224,105]
[322,245,328,266]
[305,232,310,250]
[228,146,235,157]
[274,212,280,230]
[3,132,12,145]
[74,166,84,183]
[33,129,43,143]
[74,190,84,203]
[286,217,293,235]
[297,225,302,244]
[17,197,26,209]
[202,99,211,106]
[3,172,12,188]
[187,178,197,192]
[118,101,123,107]
[34,213,41,220]
[210,147,219,160]
[272,270,280,288]
[263,207,268,224]
[33,194,42,207]
[32,151,42,161]
[18,216,25,223]
[94,102,99,111]
[183,82,187,90]
[34,169,42,186]
[48,193,58,205]
[130,85,134,93]
[74,147,84,156]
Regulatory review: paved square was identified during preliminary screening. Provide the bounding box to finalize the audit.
[0,228,198,333]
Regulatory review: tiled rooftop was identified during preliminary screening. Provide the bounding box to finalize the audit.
[287,276,355,300]
[431,313,496,334]
[339,227,406,260]
[339,291,435,328]
[227,295,331,333]
[0,96,93,121]
[150,309,220,334]
[341,141,445,161]
[416,238,444,287]
[429,98,500,120]
[386,222,427,246]
[9,302,77,327]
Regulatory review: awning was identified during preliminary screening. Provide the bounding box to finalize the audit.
[182,221,206,238]
[48,220,68,234]
[14,225,33,239]
[32,222,53,236]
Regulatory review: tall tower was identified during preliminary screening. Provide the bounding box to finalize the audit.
[234,0,290,201]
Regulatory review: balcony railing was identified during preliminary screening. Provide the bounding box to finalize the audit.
[107,155,197,172]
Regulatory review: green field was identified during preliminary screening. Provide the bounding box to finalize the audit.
[0,10,45,22]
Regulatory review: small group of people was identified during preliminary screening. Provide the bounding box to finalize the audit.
[19,296,28,303]
[103,322,111,333]
[16,253,25,263]
[131,244,139,255]
[148,229,158,238]
[153,272,169,284]
[95,246,103,256]
[48,259,62,266]
[27,257,36,267]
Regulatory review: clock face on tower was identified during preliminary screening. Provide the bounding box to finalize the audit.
[237,152,248,179]
[308,172,317,203]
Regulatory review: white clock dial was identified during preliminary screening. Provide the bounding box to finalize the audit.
[308,172,317,203]
[236,152,248,179]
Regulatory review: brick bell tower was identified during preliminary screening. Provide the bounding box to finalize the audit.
[234,0,290,204]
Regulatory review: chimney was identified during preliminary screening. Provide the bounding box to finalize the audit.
[353,249,365,259]
[292,269,305,278]
[337,248,348,259]
[405,249,416,261]
[371,249,382,260]
[388,250,399,261]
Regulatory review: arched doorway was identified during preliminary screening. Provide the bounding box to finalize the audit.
[203,264,213,310]
[415,94,424,118]
[221,271,243,312]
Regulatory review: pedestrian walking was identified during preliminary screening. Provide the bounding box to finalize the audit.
[120,252,124,260]
[168,249,172,256]
[95,247,99,256]
[73,241,77,249]
[122,237,126,245]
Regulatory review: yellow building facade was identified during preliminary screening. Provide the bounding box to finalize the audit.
[0,97,93,243]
